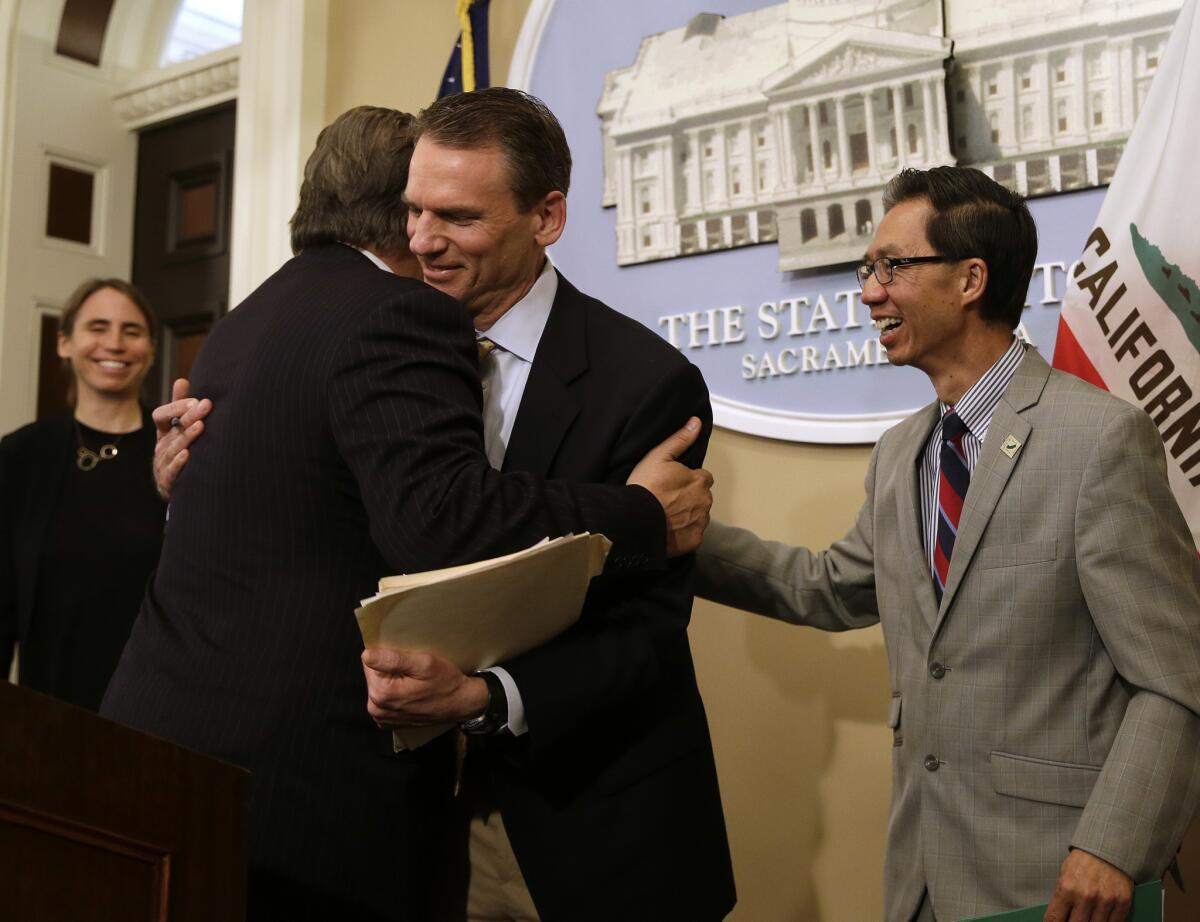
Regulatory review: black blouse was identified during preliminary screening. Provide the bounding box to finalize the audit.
[5,417,164,710]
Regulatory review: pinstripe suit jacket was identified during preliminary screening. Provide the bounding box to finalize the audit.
[696,349,1200,922]
[100,245,667,918]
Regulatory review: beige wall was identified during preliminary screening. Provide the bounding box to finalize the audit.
[323,3,890,919]
[696,434,886,921]
[326,0,529,120]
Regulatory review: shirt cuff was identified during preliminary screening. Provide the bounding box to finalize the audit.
[483,666,528,736]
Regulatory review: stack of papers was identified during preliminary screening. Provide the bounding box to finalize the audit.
[355,533,612,748]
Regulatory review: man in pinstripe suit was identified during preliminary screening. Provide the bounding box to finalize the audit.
[102,106,714,921]
[695,167,1200,922]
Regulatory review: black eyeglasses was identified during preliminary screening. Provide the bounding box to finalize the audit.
[854,255,955,289]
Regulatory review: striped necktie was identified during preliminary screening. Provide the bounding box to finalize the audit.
[933,411,969,604]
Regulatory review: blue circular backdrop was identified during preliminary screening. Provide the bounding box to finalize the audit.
[522,0,1105,440]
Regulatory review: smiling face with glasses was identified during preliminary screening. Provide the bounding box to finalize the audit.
[854,255,957,289]
[857,198,992,397]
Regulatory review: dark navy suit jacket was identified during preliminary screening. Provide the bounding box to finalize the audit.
[101,246,666,919]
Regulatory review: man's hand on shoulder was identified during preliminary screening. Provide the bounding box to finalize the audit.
[1044,848,1133,922]
[627,416,714,558]
[362,648,489,727]
[152,378,211,500]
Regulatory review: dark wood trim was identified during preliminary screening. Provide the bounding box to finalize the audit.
[55,0,116,66]
[0,800,170,921]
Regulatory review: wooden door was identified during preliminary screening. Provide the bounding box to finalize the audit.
[131,103,235,403]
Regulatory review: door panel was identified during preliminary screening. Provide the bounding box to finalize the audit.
[36,314,70,420]
[132,103,235,403]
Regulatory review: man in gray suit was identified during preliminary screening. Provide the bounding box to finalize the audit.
[696,166,1200,922]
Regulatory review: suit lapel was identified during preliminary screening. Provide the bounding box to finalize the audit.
[897,403,942,632]
[502,273,586,476]
[933,349,1050,633]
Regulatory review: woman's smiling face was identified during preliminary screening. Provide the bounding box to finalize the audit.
[58,287,155,401]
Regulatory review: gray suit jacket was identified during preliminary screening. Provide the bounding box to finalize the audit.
[696,349,1200,922]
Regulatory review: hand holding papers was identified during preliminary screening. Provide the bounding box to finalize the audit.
[356,533,612,749]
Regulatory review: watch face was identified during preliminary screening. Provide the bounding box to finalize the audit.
[459,671,509,735]
[460,715,497,736]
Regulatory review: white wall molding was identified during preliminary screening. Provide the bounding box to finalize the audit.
[507,0,556,89]
[712,395,908,444]
[228,0,328,307]
[112,45,239,130]
[0,0,21,293]
[0,0,138,431]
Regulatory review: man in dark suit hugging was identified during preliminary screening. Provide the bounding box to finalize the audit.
[102,104,718,921]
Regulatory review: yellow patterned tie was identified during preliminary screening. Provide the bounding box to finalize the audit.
[476,336,497,363]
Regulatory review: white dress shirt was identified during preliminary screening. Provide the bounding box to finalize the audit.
[476,259,557,470]
[356,247,392,273]
[358,245,555,736]
[472,259,557,735]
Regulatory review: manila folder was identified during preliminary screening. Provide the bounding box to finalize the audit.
[355,533,612,750]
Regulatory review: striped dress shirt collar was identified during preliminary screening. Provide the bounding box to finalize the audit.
[920,337,1028,572]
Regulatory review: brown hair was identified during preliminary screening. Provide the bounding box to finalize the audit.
[60,278,158,343]
[417,88,571,211]
[59,278,158,404]
[289,106,417,255]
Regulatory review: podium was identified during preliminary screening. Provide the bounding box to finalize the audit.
[0,681,248,921]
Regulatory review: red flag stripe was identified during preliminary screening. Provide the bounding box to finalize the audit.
[1051,316,1109,391]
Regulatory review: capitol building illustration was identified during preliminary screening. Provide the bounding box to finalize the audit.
[597,0,1178,270]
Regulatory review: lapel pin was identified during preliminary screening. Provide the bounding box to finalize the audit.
[1000,434,1022,459]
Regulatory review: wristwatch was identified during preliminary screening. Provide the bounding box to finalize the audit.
[459,670,509,736]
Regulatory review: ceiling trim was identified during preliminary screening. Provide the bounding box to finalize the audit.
[112,44,238,130]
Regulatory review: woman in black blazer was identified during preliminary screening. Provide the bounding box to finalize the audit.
[0,278,164,710]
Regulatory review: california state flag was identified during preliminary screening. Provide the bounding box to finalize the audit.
[1054,0,1200,549]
